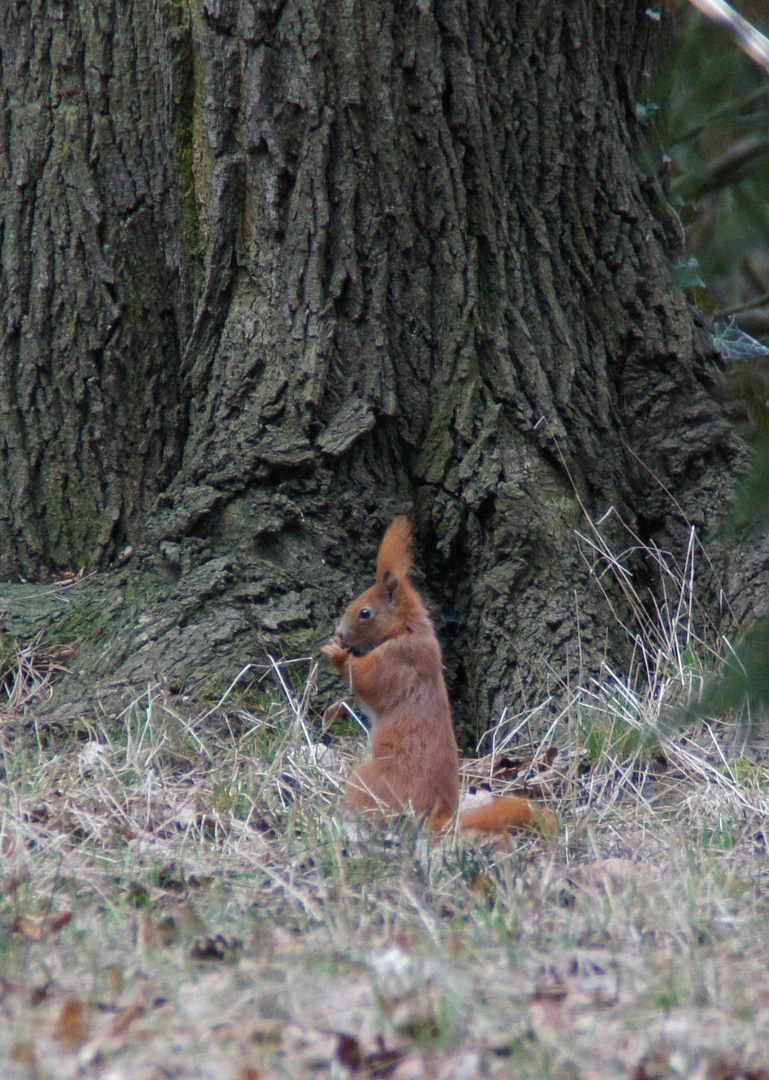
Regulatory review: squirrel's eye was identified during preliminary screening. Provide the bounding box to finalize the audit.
[359,608,372,620]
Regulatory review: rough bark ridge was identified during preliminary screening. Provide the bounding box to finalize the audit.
[1,0,766,741]
[0,1,193,577]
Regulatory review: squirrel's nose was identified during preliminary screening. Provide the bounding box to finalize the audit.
[336,625,345,640]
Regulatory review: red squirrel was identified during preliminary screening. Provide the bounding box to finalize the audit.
[321,518,556,837]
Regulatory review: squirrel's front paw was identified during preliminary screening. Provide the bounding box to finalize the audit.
[321,637,349,668]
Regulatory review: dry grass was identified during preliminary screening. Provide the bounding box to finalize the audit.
[2,531,769,1079]
[1,669,768,1080]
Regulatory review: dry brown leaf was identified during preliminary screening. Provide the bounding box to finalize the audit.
[137,911,177,950]
[248,1017,284,1044]
[106,966,124,996]
[108,1001,146,1038]
[10,1042,39,1072]
[56,996,88,1052]
[77,1000,148,1068]
[13,914,46,941]
[154,914,178,946]
[362,1045,409,1075]
[493,745,559,779]
[189,934,242,962]
[321,697,354,733]
[124,881,150,907]
[336,1033,363,1071]
[51,568,85,584]
[49,911,72,933]
[469,872,494,899]
[29,982,50,1006]
[3,872,25,894]
[23,803,51,824]
[12,910,71,940]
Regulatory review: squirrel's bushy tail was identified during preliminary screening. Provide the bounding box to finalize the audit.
[457,796,558,837]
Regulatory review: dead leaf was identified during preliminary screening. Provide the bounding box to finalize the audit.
[321,697,354,733]
[29,982,50,1006]
[3,872,25,894]
[13,915,46,941]
[124,881,150,907]
[108,1001,146,1038]
[77,999,148,1068]
[154,862,186,891]
[137,911,177,950]
[363,1045,409,1075]
[493,746,558,779]
[12,910,71,941]
[189,934,242,962]
[249,1014,284,1044]
[10,1043,39,1073]
[336,1033,363,1070]
[470,872,494,899]
[56,996,88,1052]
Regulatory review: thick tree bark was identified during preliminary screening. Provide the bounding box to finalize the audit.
[0,1,193,576]
[1,0,767,741]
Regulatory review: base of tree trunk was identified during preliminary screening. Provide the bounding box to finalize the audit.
[3,485,767,748]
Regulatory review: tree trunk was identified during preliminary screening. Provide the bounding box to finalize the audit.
[0,1,193,576]
[1,0,767,742]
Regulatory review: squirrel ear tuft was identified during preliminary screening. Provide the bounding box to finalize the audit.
[376,517,413,585]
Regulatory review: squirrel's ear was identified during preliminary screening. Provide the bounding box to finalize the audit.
[376,518,413,584]
[381,569,400,604]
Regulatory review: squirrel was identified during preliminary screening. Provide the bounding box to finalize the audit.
[321,518,557,837]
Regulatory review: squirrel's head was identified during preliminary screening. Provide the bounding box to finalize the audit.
[336,518,419,654]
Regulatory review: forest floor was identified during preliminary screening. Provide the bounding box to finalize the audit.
[1,645,769,1080]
